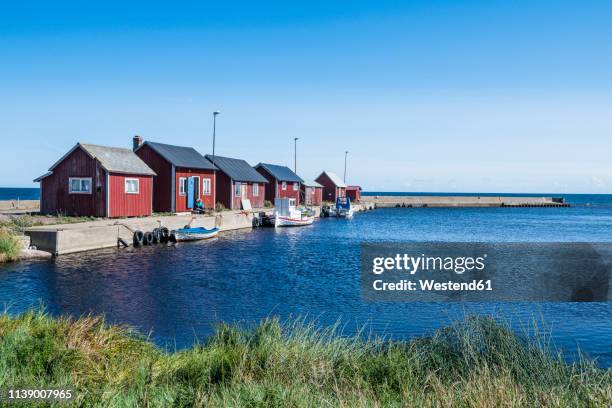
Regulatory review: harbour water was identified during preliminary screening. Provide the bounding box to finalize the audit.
[0,192,611,367]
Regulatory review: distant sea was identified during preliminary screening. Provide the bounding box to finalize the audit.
[1,188,611,206]
[363,192,612,206]
[0,188,40,201]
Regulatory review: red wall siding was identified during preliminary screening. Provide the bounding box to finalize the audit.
[135,144,172,212]
[215,171,233,210]
[275,181,300,204]
[315,173,346,203]
[40,146,106,217]
[108,173,153,217]
[302,186,323,206]
[231,181,266,210]
[256,167,300,204]
[175,168,216,211]
[346,188,361,202]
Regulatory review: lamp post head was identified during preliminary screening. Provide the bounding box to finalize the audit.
[213,111,220,116]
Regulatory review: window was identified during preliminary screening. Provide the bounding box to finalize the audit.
[235,182,241,197]
[293,182,299,190]
[179,177,187,195]
[281,181,287,190]
[202,178,211,195]
[125,178,139,194]
[68,177,92,194]
[253,183,259,196]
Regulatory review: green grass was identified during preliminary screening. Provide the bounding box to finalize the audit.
[0,230,20,262]
[0,310,609,407]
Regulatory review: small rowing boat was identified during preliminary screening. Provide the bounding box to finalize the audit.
[172,226,219,242]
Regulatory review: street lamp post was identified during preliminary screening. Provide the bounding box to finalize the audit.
[211,111,220,166]
[294,137,299,174]
[211,111,220,210]
[344,150,349,183]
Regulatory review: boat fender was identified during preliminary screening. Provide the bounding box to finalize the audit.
[133,231,144,247]
[144,231,154,245]
[152,228,160,243]
[160,227,170,243]
[117,238,129,248]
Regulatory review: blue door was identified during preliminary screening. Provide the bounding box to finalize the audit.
[187,177,195,209]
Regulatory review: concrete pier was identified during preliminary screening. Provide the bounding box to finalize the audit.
[26,210,266,255]
[361,195,568,208]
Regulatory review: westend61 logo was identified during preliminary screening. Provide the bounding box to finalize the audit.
[361,242,612,302]
[372,253,487,275]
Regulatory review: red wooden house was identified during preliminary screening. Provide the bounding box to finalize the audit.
[346,185,362,202]
[33,142,156,217]
[205,155,267,210]
[315,171,347,203]
[134,138,217,212]
[255,163,303,205]
[301,179,324,206]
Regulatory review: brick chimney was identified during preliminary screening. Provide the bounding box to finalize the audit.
[133,135,143,151]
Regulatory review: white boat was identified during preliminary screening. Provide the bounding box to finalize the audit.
[336,196,354,218]
[274,198,315,227]
[172,226,219,241]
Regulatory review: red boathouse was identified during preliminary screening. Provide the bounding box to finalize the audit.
[301,179,324,206]
[33,143,156,217]
[255,163,303,205]
[315,171,347,203]
[346,185,362,202]
[205,155,267,210]
[135,138,217,212]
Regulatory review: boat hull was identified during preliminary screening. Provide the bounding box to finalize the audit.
[336,208,354,218]
[173,227,219,242]
[274,215,315,227]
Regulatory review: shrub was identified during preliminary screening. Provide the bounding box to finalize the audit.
[0,230,20,262]
[263,200,273,208]
[215,202,227,212]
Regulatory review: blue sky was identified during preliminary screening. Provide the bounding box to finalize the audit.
[1,1,611,192]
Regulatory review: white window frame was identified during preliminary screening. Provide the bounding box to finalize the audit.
[253,183,259,197]
[234,182,241,197]
[293,182,299,190]
[179,177,187,196]
[124,178,140,194]
[202,178,212,195]
[68,177,92,194]
[281,181,287,190]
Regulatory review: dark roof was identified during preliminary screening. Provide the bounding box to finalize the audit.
[46,143,156,177]
[255,163,303,183]
[302,179,323,188]
[140,141,217,170]
[205,155,268,183]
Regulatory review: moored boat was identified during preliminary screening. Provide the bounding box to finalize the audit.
[273,198,315,227]
[336,196,354,218]
[172,226,219,242]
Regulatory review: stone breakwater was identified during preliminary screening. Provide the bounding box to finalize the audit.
[361,195,568,208]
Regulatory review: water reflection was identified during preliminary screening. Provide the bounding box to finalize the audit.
[0,206,611,366]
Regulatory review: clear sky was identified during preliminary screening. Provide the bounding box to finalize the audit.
[1,1,611,193]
